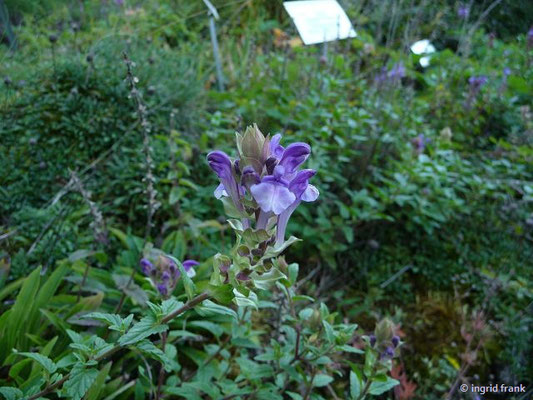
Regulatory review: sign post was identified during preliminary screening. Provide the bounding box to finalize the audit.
[203,0,225,91]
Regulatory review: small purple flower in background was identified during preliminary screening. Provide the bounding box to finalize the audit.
[207,124,319,246]
[375,63,405,88]
[466,75,488,109]
[114,0,124,5]
[488,32,496,48]
[412,134,430,154]
[528,27,533,49]
[468,75,488,89]
[457,3,469,19]
[140,254,198,298]
[374,66,388,87]
[388,62,406,81]
[499,68,511,95]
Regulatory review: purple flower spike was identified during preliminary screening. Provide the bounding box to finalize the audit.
[140,258,153,276]
[279,143,311,174]
[207,150,243,210]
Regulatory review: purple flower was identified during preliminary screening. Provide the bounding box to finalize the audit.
[457,3,469,18]
[374,66,388,86]
[528,27,533,48]
[278,143,311,177]
[251,166,296,215]
[381,346,395,360]
[140,258,153,275]
[241,166,261,192]
[157,283,168,296]
[468,75,488,88]
[275,169,319,245]
[392,335,400,348]
[388,62,405,81]
[369,334,377,347]
[208,128,318,244]
[270,134,285,160]
[207,150,244,211]
[174,259,198,279]
[412,134,430,154]
[114,0,124,5]
[503,67,511,77]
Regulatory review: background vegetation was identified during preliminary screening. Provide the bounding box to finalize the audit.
[1,0,532,399]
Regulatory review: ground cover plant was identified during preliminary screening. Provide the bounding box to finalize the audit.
[0,1,532,399]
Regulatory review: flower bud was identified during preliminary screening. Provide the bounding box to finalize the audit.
[237,124,267,173]
[375,318,395,343]
[392,335,400,348]
[369,334,377,347]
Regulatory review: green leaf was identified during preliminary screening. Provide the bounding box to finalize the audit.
[288,263,299,285]
[118,315,168,346]
[18,352,57,374]
[85,362,112,400]
[209,284,234,305]
[82,312,133,333]
[339,344,364,354]
[112,274,148,306]
[250,268,287,290]
[161,298,184,316]
[364,347,377,377]
[0,387,23,400]
[167,256,196,300]
[233,288,258,309]
[64,364,99,400]
[298,308,313,320]
[1,267,41,361]
[262,236,301,259]
[197,300,237,320]
[312,374,333,387]
[350,368,363,399]
[169,187,181,205]
[242,228,270,246]
[322,320,335,343]
[368,376,400,395]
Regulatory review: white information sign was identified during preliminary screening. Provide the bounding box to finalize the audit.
[283,1,357,45]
